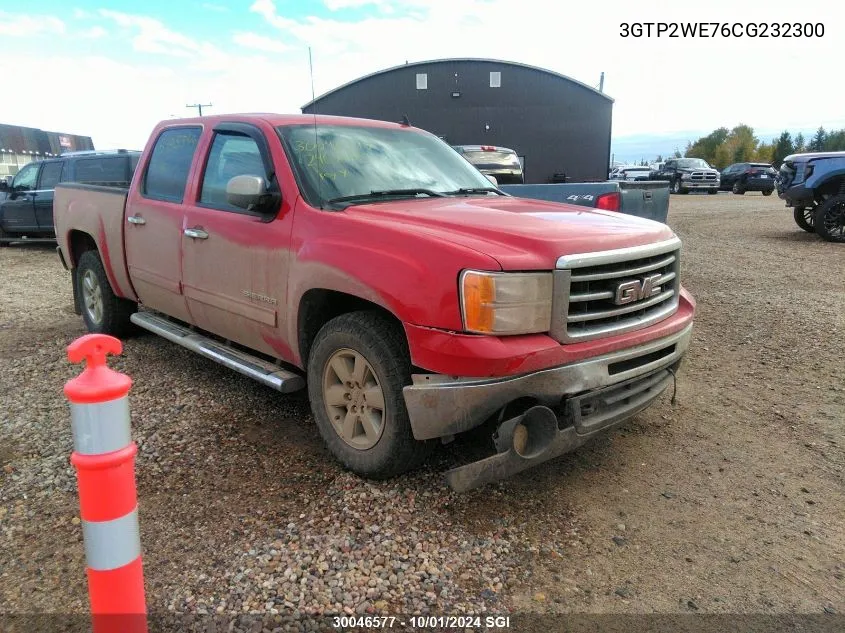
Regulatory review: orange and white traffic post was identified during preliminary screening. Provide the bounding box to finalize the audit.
[64,333,147,633]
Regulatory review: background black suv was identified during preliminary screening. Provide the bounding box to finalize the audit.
[719,162,776,195]
[0,149,140,245]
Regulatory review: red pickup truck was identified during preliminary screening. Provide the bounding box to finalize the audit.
[54,113,695,491]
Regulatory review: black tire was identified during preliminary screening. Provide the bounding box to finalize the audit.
[671,179,686,195]
[707,189,718,195]
[307,311,434,479]
[0,226,9,247]
[793,207,815,233]
[76,250,136,336]
[732,182,745,195]
[814,194,845,242]
[762,189,773,196]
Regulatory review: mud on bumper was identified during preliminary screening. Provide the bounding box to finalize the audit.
[403,325,692,491]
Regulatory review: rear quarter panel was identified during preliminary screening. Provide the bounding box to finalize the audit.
[54,183,136,301]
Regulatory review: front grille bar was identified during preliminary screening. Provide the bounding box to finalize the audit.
[567,289,675,323]
[570,254,676,283]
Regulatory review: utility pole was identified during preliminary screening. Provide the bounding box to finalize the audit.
[599,72,605,93]
[186,103,212,117]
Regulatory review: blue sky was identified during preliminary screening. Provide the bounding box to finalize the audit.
[2,1,842,160]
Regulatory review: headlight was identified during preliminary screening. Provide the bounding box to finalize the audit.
[681,172,691,180]
[460,271,553,335]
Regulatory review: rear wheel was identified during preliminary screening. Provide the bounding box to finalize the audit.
[732,182,745,195]
[77,250,136,336]
[814,195,845,242]
[307,311,433,479]
[793,206,815,233]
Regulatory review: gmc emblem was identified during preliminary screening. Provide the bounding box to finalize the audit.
[613,274,662,306]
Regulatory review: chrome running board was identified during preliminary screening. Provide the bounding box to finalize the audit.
[130,311,305,393]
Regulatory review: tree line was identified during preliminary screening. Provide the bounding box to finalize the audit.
[676,125,845,169]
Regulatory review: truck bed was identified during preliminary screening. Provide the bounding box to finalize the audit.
[54,183,134,302]
[500,181,670,224]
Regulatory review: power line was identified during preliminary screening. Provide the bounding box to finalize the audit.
[186,103,212,117]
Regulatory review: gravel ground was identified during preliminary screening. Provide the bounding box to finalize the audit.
[0,193,843,630]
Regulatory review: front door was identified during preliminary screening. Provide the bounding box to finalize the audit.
[1,162,39,234]
[181,123,290,359]
[124,126,202,323]
[33,160,64,235]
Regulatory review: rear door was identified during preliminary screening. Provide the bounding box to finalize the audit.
[1,162,39,234]
[33,160,64,234]
[180,122,289,357]
[124,126,202,323]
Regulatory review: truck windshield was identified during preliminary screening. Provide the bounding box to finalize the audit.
[278,124,496,208]
[676,158,711,169]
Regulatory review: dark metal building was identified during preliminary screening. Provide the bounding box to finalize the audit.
[302,58,613,184]
[0,123,95,179]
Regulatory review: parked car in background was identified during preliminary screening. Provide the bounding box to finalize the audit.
[610,166,652,182]
[648,162,665,179]
[53,113,695,491]
[452,145,524,184]
[720,162,776,195]
[777,151,845,241]
[653,158,720,194]
[0,149,141,245]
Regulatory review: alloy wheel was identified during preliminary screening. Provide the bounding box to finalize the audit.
[322,348,386,450]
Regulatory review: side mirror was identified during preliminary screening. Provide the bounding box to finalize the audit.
[0,180,9,192]
[226,175,276,212]
[485,174,498,187]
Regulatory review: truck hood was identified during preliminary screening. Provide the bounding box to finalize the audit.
[344,195,676,270]
[784,151,845,162]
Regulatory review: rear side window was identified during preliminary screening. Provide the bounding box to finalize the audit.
[143,127,202,202]
[38,161,64,189]
[74,157,130,185]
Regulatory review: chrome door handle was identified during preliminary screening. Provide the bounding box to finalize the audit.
[184,227,208,240]
[127,215,146,225]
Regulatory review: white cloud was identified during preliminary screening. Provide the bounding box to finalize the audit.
[81,26,108,39]
[232,31,290,54]
[98,9,206,57]
[0,12,65,37]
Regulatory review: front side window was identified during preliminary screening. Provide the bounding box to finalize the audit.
[38,161,64,189]
[279,124,496,208]
[200,133,265,211]
[12,162,39,191]
[143,127,202,202]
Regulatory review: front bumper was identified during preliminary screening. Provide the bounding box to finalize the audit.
[403,323,692,441]
[681,180,718,189]
[778,182,814,206]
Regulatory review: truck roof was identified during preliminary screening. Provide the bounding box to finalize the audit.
[160,113,416,131]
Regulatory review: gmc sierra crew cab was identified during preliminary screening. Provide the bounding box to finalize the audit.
[54,114,696,491]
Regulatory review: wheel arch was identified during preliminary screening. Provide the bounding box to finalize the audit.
[296,288,405,369]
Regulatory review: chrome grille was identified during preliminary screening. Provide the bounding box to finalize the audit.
[551,237,682,343]
[690,171,717,181]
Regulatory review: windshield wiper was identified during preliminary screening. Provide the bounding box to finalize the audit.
[443,187,505,196]
[326,188,446,206]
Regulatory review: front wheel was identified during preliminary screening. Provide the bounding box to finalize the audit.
[76,250,137,336]
[708,189,718,195]
[671,179,685,195]
[762,189,773,196]
[814,195,845,242]
[732,182,745,195]
[794,207,815,233]
[307,311,433,479]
